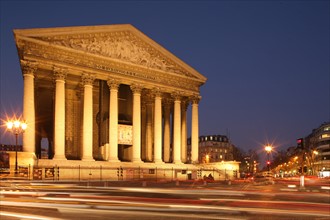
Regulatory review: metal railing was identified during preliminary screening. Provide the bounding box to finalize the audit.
[10,165,238,182]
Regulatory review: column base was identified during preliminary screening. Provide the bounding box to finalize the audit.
[108,158,121,163]
[81,157,95,161]
[174,160,183,165]
[53,155,67,160]
[154,159,164,164]
[132,158,144,163]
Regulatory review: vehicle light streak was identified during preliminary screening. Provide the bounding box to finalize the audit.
[58,206,246,220]
[0,211,62,220]
[19,195,330,218]
[199,197,329,207]
[0,200,91,209]
[40,196,172,207]
[119,187,246,196]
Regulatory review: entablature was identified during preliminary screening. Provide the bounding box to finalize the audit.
[20,39,201,94]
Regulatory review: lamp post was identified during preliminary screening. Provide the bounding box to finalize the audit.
[6,119,27,175]
[265,145,272,175]
[312,150,318,176]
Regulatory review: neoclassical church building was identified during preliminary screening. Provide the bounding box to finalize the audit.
[14,24,207,172]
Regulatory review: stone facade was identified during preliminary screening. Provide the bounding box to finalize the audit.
[14,24,207,172]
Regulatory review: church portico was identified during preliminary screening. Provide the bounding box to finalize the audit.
[14,24,207,172]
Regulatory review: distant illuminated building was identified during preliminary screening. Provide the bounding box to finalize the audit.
[187,135,234,163]
[305,122,330,177]
[0,144,23,152]
[0,144,23,170]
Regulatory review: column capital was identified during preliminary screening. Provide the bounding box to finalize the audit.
[171,92,182,101]
[191,95,201,104]
[53,66,68,81]
[81,73,95,86]
[20,60,38,75]
[130,84,143,94]
[153,87,163,98]
[107,78,120,90]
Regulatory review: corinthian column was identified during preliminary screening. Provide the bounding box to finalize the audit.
[107,79,120,162]
[21,60,37,153]
[154,88,163,163]
[163,99,171,163]
[172,93,182,164]
[131,84,143,163]
[145,93,153,162]
[181,99,188,163]
[53,66,67,160]
[191,96,200,163]
[141,101,147,161]
[81,73,95,161]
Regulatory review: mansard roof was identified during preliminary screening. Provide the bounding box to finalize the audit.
[14,24,207,94]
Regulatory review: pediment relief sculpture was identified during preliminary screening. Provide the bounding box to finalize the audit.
[36,32,195,79]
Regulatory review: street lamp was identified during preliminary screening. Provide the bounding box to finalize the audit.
[205,154,210,163]
[265,145,272,174]
[6,119,27,175]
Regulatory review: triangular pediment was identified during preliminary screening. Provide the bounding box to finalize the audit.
[14,24,207,83]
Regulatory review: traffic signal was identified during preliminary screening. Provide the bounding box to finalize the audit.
[267,161,270,165]
[297,138,304,149]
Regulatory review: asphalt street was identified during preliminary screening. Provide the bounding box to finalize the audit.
[0,178,329,220]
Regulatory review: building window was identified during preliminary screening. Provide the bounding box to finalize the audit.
[320,134,330,139]
[324,126,330,131]
[323,148,330,153]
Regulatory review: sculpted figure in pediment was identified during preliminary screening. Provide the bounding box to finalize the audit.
[55,36,181,73]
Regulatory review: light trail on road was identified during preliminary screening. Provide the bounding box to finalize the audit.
[0,211,63,220]
[1,187,329,219]
[1,181,329,220]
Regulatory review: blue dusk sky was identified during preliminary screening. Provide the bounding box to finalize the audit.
[0,0,329,156]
